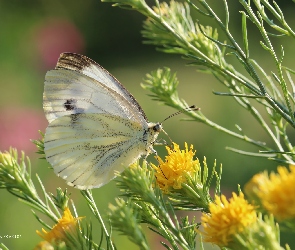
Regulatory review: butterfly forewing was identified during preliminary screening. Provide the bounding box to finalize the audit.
[54,53,147,121]
[44,69,146,125]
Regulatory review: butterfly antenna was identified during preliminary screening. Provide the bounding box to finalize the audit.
[161,105,200,123]
[160,105,200,145]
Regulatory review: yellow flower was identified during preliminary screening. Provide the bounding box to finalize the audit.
[152,142,199,193]
[245,171,269,193]
[36,207,82,244]
[201,192,257,247]
[244,171,269,205]
[254,165,295,221]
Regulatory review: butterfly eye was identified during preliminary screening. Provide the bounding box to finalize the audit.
[153,123,162,132]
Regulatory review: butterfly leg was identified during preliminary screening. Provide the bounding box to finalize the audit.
[153,138,167,146]
[148,146,158,156]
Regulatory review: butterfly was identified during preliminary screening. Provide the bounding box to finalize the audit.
[43,53,162,189]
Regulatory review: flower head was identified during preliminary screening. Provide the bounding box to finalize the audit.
[37,207,82,244]
[201,192,257,247]
[249,165,295,221]
[244,171,269,208]
[152,142,199,193]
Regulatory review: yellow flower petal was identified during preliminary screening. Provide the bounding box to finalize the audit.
[152,142,199,193]
[255,165,295,220]
[201,192,256,247]
[36,207,82,243]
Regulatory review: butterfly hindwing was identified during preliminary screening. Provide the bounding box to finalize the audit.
[44,113,147,189]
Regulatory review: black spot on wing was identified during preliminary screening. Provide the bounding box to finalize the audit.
[64,99,77,111]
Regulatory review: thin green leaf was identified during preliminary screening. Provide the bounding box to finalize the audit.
[241,11,249,58]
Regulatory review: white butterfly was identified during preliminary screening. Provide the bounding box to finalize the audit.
[43,53,162,189]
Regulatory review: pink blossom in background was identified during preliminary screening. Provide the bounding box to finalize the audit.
[35,19,85,69]
[0,107,48,155]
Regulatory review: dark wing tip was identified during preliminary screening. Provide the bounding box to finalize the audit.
[56,52,97,71]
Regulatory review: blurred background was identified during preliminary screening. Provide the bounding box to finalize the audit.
[1,0,295,249]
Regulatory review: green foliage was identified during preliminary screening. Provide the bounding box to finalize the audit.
[0,149,105,249]
[141,68,180,108]
[32,131,46,158]
[0,147,219,249]
[232,214,288,250]
[111,161,206,249]
[0,148,60,224]
[80,190,116,250]
[109,198,149,249]
[104,0,295,165]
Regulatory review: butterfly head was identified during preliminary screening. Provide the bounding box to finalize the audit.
[152,123,162,133]
[146,122,162,145]
[146,122,172,154]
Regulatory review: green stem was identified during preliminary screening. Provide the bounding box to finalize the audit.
[255,0,295,38]
[81,190,115,250]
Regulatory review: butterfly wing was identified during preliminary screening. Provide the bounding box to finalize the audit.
[45,113,147,189]
[44,53,147,124]
[43,53,156,189]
